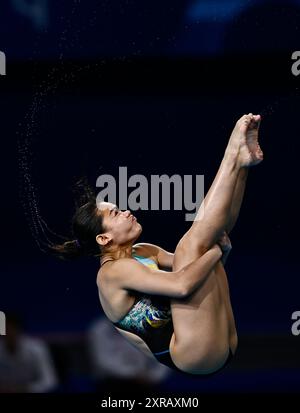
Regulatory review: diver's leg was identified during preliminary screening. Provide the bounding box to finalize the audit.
[167,115,263,375]
[173,114,262,267]
[226,112,262,234]
[226,167,249,234]
[168,262,236,375]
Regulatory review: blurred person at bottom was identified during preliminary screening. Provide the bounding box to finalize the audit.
[0,313,58,393]
[87,316,170,394]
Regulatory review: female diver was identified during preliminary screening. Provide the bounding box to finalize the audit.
[52,113,263,375]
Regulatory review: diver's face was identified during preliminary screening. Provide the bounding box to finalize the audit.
[98,202,142,246]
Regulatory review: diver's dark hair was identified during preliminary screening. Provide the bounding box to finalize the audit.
[49,178,106,261]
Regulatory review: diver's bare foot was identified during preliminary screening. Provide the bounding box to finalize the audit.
[226,114,264,168]
[244,114,264,166]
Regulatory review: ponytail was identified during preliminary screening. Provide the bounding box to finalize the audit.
[49,239,84,261]
[20,172,104,261]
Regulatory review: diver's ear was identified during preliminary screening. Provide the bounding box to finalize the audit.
[96,233,113,247]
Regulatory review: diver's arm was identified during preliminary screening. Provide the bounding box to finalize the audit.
[102,244,222,299]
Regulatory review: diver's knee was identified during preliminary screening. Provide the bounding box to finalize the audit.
[175,234,208,257]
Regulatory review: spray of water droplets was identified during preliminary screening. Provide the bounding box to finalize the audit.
[17,0,107,254]
[17,1,300,254]
[258,86,300,119]
[17,0,151,254]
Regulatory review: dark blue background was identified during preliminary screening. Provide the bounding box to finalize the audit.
[1,0,300,395]
[2,0,300,59]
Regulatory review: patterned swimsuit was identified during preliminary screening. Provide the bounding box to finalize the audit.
[112,254,233,374]
[112,254,177,368]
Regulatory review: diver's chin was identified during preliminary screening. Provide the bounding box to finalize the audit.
[136,223,142,235]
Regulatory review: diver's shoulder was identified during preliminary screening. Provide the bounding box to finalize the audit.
[133,242,158,260]
[98,257,137,282]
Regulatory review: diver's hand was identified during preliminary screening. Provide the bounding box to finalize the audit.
[217,231,232,265]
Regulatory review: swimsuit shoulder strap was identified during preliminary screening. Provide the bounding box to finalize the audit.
[132,254,158,269]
